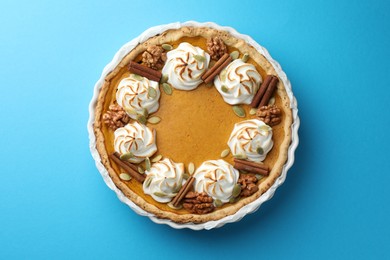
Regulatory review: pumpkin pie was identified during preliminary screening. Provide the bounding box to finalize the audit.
[90,23,297,226]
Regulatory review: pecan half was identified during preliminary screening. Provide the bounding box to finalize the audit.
[142,45,167,70]
[182,192,215,214]
[207,36,228,60]
[256,105,282,126]
[102,104,130,130]
[238,174,259,197]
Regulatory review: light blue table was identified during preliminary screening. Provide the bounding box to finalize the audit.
[1,0,389,259]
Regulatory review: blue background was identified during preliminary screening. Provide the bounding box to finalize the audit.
[1,0,389,259]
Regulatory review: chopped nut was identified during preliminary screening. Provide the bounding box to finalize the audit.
[207,36,228,60]
[103,104,130,130]
[182,192,215,214]
[256,105,282,126]
[238,174,259,197]
[142,45,167,70]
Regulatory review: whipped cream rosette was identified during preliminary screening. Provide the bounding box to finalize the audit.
[193,160,239,203]
[214,59,262,105]
[162,42,210,90]
[116,74,160,119]
[143,158,185,203]
[228,119,273,162]
[114,121,157,163]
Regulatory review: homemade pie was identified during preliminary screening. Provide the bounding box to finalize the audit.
[91,23,296,225]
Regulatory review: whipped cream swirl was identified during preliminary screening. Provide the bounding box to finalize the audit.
[143,158,185,203]
[214,59,262,105]
[114,121,157,163]
[162,42,210,91]
[116,74,160,119]
[228,119,273,162]
[193,160,239,203]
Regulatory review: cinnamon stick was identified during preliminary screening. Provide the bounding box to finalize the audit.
[233,158,269,176]
[172,176,195,207]
[113,152,138,171]
[204,56,233,84]
[109,153,145,183]
[233,158,269,171]
[258,76,279,108]
[201,53,230,81]
[128,61,162,82]
[250,75,274,108]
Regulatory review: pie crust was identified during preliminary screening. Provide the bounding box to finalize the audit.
[92,25,294,225]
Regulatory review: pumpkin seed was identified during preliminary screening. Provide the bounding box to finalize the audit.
[193,54,206,62]
[132,74,144,81]
[145,157,151,171]
[255,174,264,181]
[221,85,229,93]
[188,162,195,175]
[220,149,230,158]
[249,108,257,115]
[232,105,246,118]
[136,114,147,125]
[232,184,242,198]
[148,87,157,98]
[147,116,161,124]
[120,152,134,161]
[162,44,173,51]
[167,202,183,210]
[153,192,167,197]
[161,83,173,95]
[124,106,138,116]
[241,53,249,62]
[119,173,131,181]
[214,199,223,208]
[220,69,227,81]
[183,173,190,180]
[151,154,162,163]
[268,96,275,105]
[160,74,168,84]
[141,107,149,118]
[229,196,240,203]
[230,51,239,60]
[138,166,145,174]
[144,176,153,188]
[256,147,264,155]
[233,153,247,160]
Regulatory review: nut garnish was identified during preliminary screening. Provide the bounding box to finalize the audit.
[232,184,242,198]
[136,114,147,125]
[142,45,167,70]
[102,104,130,130]
[160,74,168,84]
[182,192,215,214]
[238,174,259,197]
[256,105,282,126]
[207,36,228,60]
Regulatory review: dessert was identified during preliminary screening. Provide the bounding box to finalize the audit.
[89,22,298,227]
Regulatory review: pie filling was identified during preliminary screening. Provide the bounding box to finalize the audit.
[94,30,292,221]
